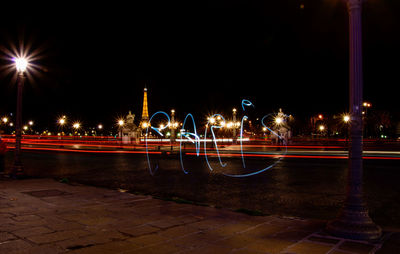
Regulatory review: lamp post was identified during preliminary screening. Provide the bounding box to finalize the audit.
[343,114,350,149]
[171,109,175,143]
[12,58,28,178]
[327,0,381,240]
[118,119,124,147]
[58,117,66,136]
[72,122,80,137]
[232,108,237,143]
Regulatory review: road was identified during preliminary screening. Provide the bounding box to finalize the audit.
[3,141,400,229]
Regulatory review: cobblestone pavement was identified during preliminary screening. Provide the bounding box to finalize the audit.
[0,178,396,254]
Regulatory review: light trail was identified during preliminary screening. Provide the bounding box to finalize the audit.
[6,146,162,154]
[4,145,399,160]
[185,152,400,160]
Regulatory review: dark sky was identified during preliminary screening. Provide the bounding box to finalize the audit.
[0,1,399,130]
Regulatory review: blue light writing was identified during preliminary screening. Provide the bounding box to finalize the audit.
[222,113,288,178]
[241,99,254,111]
[144,100,287,178]
[204,114,227,172]
[239,99,254,169]
[179,113,200,174]
[145,111,170,176]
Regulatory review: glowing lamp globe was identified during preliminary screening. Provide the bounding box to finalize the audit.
[14,58,28,73]
[275,117,283,125]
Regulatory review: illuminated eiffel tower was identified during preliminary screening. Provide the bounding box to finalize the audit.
[140,87,149,128]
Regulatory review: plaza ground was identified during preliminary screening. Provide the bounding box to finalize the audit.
[1,178,399,253]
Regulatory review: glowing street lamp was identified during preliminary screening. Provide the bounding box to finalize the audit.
[28,121,33,126]
[12,57,29,177]
[2,117,8,123]
[275,117,283,125]
[363,102,371,108]
[73,122,80,130]
[14,58,28,73]
[117,119,124,140]
[98,124,103,130]
[343,115,350,123]
[57,117,67,137]
[319,125,325,131]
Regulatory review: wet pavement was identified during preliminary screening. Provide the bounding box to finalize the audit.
[1,178,398,253]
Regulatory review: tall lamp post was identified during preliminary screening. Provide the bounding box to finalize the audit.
[232,108,237,143]
[327,0,381,240]
[118,119,124,147]
[170,109,176,143]
[12,58,28,178]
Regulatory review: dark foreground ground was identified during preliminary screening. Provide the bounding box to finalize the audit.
[3,150,400,231]
[1,178,398,253]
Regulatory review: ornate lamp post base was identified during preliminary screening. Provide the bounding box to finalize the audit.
[327,203,382,240]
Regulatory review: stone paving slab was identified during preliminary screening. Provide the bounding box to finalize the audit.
[0,178,393,253]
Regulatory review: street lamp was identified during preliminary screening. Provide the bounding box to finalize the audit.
[12,57,28,177]
[275,117,283,125]
[58,117,67,137]
[117,119,124,141]
[72,122,80,135]
[232,108,237,143]
[58,118,66,126]
[343,114,351,147]
[318,125,325,136]
[327,0,381,240]
[2,117,8,124]
[171,109,176,142]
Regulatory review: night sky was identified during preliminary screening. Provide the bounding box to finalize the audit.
[0,1,399,130]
